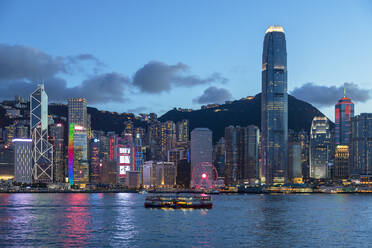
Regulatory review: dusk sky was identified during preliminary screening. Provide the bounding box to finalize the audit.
[0,0,371,120]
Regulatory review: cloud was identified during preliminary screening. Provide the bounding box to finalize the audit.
[127,106,148,113]
[132,61,227,93]
[0,72,129,104]
[193,86,232,104]
[291,82,371,106]
[0,44,66,80]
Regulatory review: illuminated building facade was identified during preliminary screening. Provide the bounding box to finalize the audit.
[30,84,53,183]
[117,134,134,184]
[351,113,372,176]
[142,161,176,188]
[261,25,288,185]
[68,124,89,187]
[310,117,331,179]
[335,96,354,146]
[134,132,144,172]
[90,138,103,184]
[190,128,213,187]
[334,145,350,179]
[13,138,33,183]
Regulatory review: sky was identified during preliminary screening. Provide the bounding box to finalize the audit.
[0,0,371,120]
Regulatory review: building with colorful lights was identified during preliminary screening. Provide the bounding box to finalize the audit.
[68,123,89,187]
[13,138,33,183]
[335,94,354,146]
[261,25,288,185]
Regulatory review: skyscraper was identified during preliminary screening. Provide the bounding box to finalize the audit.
[30,84,53,182]
[310,116,331,179]
[351,113,372,176]
[68,124,89,187]
[13,138,33,183]
[68,98,88,129]
[261,25,288,185]
[51,123,65,182]
[335,93,354,146]
[190,128,213,187]
[224,125,260,185]
[334,145,350,180]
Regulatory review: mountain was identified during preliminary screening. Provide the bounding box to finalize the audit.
[0,93,333,144]
[159,93,333,142]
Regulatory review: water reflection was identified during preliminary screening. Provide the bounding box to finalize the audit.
[60,194,92,247]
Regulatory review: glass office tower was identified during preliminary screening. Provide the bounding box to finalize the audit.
[261,25,288,185]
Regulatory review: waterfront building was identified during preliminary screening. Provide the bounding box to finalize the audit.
[50,123,65,183]
[90,138,103,184]
[134,132,144,172]
[68,98,88,129]
[335,93,354,146]
[244,126,260,183]
[176,159,191,188]
[224,125,259,185]
[288,143,303,183]
[261,25,288,185]
[142,161,176,188]
[13,138,33,183]
[310,117,331,179]
[190,128,213,186]
[351,113,372,176]
[68,124,89,187]
[213,137,225,177]
[30,84,53,183]
[117,133,134,184]
[334,145,350,180]
[125,171,141,189]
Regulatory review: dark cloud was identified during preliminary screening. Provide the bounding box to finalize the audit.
[0,44,127,104]
[132,61,227,94]
[0,44,66,80]
[0,73,129,104]
[193,86,232,104]
[291,82,371,106]
[67,53,105,70]
[127,106,148,113]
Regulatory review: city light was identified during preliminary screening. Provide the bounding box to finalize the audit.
[201,173,207,179]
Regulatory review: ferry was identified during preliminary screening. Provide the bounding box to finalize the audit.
[144,194,213,209]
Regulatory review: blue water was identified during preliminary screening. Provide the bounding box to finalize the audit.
[0,193,371,247]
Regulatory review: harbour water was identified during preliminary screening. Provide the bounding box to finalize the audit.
[0,193,371,247]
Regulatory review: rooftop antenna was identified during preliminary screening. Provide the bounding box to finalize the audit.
[343,83,346,98]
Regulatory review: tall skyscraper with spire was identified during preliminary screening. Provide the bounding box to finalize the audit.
[30,84,53,182]
[261,25,288,185]
[335,86,354,146]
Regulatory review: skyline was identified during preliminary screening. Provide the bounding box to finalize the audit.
[0,0,372,120]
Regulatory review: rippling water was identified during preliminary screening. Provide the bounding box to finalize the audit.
[0,193,371,247]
